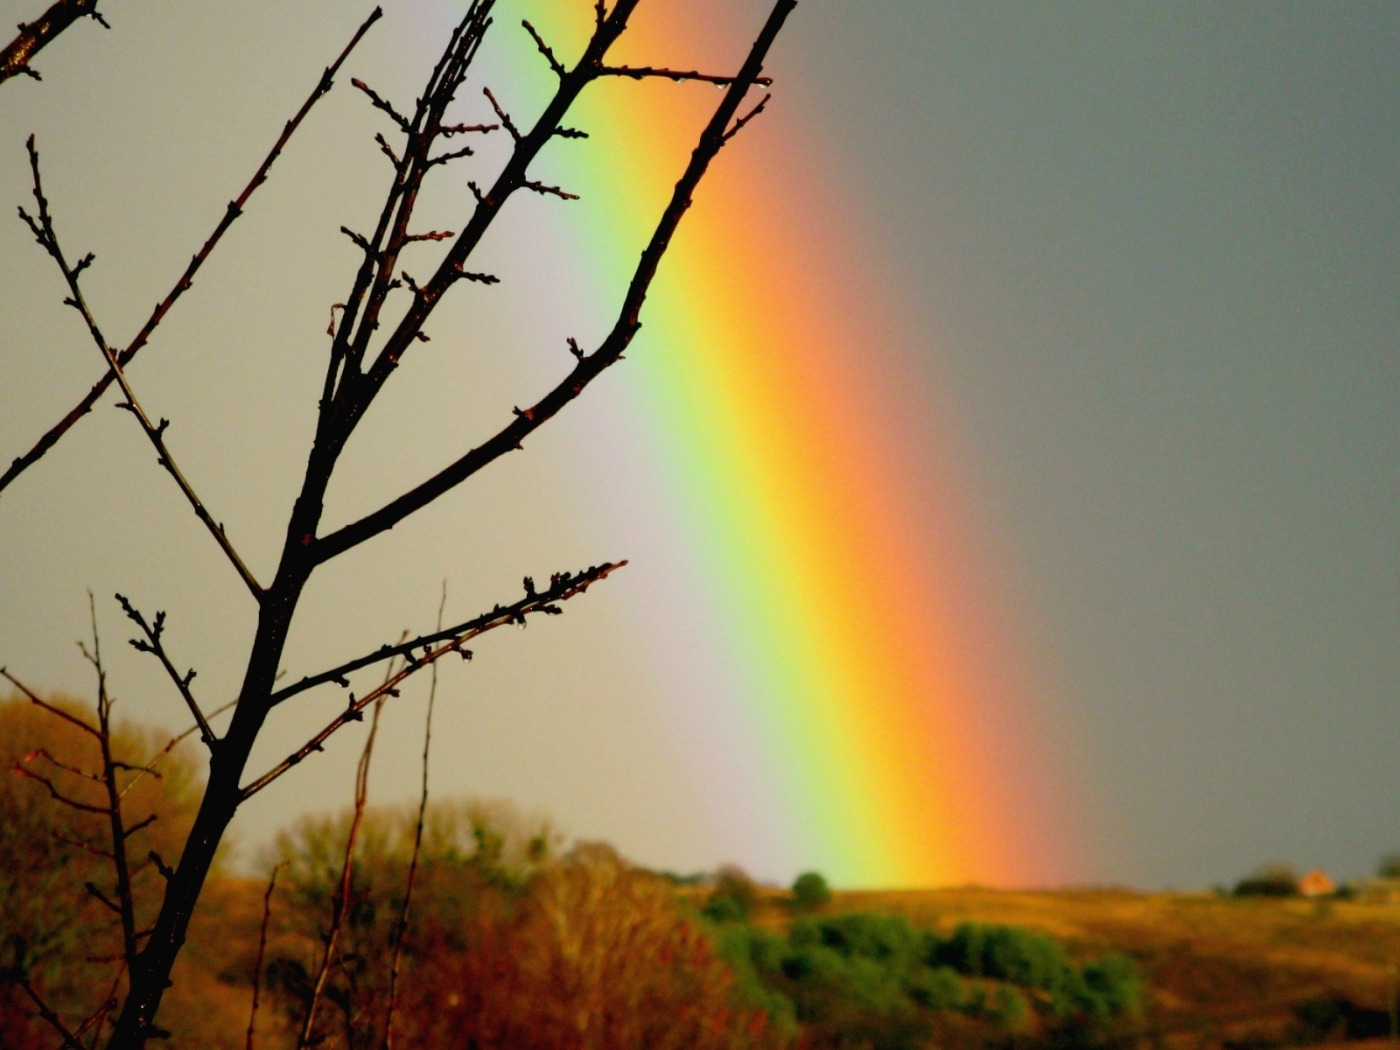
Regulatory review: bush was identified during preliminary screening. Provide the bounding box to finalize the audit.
[1233,863,1300,897]
[935,922,1075,992]
[705,865,760,923]
[790,870,832,912]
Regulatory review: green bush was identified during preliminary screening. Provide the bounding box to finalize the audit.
[907,966,966,1011]
[988,984,1031,1029]
[791,870,832,912]
[1080,951,1144,1018]
[1232,863,1300,897]
[704,865,759,922]
[708,906,1144,1049]
[935,922,1075,991]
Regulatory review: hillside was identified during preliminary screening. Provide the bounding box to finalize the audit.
[169,878,1400,1049]
[803,886,1400,1048]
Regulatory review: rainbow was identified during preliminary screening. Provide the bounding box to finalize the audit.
[425,2,1081,887]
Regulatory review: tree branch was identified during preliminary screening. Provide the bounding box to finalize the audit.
[117,698,235,804]
[0,7,381,498]
[313,0,796,565]
[1,666,101,738]
[295,658,393,1048]
[270,562,623,707]
[14,764,109,814]
[19,137,266,598]
[243,561,624,797]
[0,974,89,1050]
[383,583,446,1050]
[85,594,143,970]
[0,0,106,87]
[115,595,217,750]
[599,63,772,87]
[244,863,282,1050]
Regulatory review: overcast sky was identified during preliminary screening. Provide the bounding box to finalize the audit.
[0,1,1396,889]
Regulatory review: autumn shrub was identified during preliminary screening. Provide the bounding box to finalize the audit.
[0,694,201,1049]
[264,797,560,1047]
[413,843,791,1050]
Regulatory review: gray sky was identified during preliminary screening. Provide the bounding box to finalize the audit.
[0,2,1396,889]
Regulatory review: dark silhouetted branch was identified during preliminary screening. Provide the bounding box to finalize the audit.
[83,598,141,970]
[383,583,446,1050]
[19,139,265,598]
[600,62,772,87]
[268,562,622,707]
[311,0,794,566]
[0,8,381,498]
[296,660,393,1049]
[1,665,101,738]
[244,863,282,1050]
[0,0,106,86]
[2,975,88,1050]
[246,561,623,797]
[115,595,216,750]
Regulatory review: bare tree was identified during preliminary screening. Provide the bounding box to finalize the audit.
[2,1,796,1047]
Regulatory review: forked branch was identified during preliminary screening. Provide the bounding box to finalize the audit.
[244,561,624,797]
[312,0,796,565]
[115,595,216,750]
[18,138,265,598]
[0,8,381,498]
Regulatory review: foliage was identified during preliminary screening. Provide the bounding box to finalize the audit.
[1377,853,1400,879]
[791,870,833,912]
[714,910,1143,1050]
[265,808,790,1050]
[0,694,201,1049]
[1232,863,1301,897]
[706,865,761,923]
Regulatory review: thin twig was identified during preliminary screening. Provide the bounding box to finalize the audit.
[13,764,108,814]
[326,1,495,397]
[25,746,102,782]
[600,63,772,86]
[18,138,265,597]
[0,7,382,497]
[115,595,216,750]
[245,562,623,798]
[296,654,396,1049]
[521,19,564,78]
[724,92,772,142]
[85,595,141,970]
[75,971,121,1045]
[118,698,235,803]
[268,562,622,708]
[3,976,88,1050]
[245,863,283,1050]
[383,583,447,1050]
[1,666,101,738]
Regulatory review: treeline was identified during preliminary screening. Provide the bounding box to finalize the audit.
[0,695,1142,1049]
